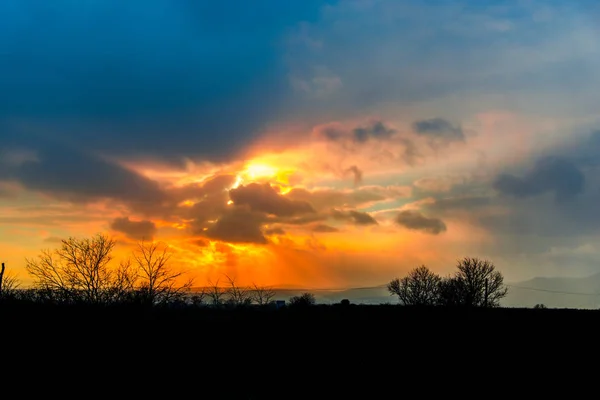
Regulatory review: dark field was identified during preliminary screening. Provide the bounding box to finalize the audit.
[3,303,596,398]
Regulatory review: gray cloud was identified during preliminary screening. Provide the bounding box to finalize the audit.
[395,210,446,234]
[0,139,168,212]
[265,227,286,236]
[332,209,378,225]
[412,118,465,147]
[353,121,395,143]
[426,196,491,212]
[229,183,315,217]
[110,217,157,241]
[312,224,340,233]
[493,156,584,202]
[344,165,363,186]
[205,206,267,244]
[315,120,395,144]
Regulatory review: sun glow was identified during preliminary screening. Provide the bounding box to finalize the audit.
[245,163,278,180]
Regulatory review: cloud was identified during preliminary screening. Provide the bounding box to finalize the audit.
[287,185,409,212]
[0,2,328,164]
[426,196,491,212]
[43,236,63,244]
[314,120,395,144]
[0,139,168,212]
[205,206,267,244]
[332,209,378,225]
[493,157,584,202]
[110,217,157,241]
[311,224,340,233]
[265,227,286,236]
[353,121,395,143]
[344,165,363,186]
[412,118,465,148]
[413,177,457,193]
[395,210,446,234]
[229,183,315,216]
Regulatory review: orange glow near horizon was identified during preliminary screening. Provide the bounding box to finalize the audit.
[0,110,554,290]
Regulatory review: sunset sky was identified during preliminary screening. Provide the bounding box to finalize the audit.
[1,0,600,289]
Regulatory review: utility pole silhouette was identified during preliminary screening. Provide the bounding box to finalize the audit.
[0,262,5,294]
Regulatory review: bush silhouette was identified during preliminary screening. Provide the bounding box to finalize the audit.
[289,292,316,307]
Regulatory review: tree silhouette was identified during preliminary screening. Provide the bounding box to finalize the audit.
[438,257,507,307]
[206,279,226,307]
[0,263,20,299]
[289,292,316,307]
[251,283,276,306]
[133,240,193,305]
[224,275,252,307]
[25,234,132,304]
[387,265,441,306]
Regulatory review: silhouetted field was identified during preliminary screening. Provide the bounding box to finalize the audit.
[2,302,596,398]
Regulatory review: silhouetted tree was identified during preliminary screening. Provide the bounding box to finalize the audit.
[289,292,316,307]
[133,240,193,305]
[437,277,463,307]
[533,303,547,309]
[251,283,276,306]
[25,234,132,304]
[224,275,252,307]
[387,265,441,306]
[0,263,20,299]
[438,257,507,307]
[206,279,226,307]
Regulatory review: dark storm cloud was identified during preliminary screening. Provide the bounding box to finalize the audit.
[493,157,584,202]
[172,175,237,203]
[352,121,395,143]
[395,210,446,234]
[412,118,465,147]
[315,120,395,144]
[205,206,268,244]
[0,1,326,163]
[229,183,315,217]
[0,137,167,208]
[110,217,157,241]
[331,209,378,225]
[265,227,286,236]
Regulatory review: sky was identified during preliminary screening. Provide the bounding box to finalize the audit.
[1,0,600,289]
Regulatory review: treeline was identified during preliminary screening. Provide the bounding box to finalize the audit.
[0,233,508,309]
[387,259,508,307]
[0,233,318,308]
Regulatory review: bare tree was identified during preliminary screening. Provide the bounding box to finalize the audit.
[25,234,128,304]
[251,283,276,306]
[133,240,193,305]
[0,263,21,299]
[440,257,508,307]
[387,265,441,306]
[206,279,225,307]
[223,275,252,306]
[190,288,207,307]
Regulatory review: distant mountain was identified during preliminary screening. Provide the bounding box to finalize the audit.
[191,273,600,308]
[503,273,600,309]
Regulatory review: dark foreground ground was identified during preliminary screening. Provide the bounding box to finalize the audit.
[2,303,598,398]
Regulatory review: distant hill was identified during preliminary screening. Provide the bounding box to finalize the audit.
[503,273,600,309]
[191,273,600,308]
